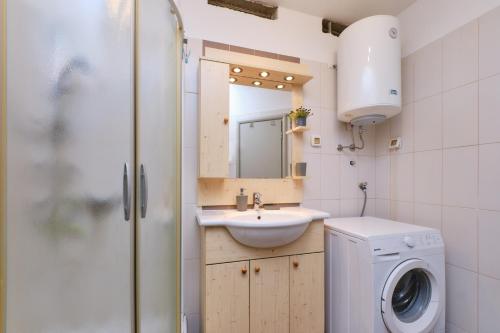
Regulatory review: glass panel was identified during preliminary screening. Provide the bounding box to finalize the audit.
[6,1,134,332]
[136,0,178,331]
[392,268,432,323]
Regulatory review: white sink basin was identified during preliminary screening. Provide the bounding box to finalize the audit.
[224,210,311,248]
[196,207,330,248]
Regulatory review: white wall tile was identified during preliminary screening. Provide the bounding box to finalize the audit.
[478,210,500,279]
[478,142,500,211]
[301,59,322,108]
[442,21,478,90]
[302,199,322,211]
[375,121,391,156]
[360,124,376,156]
[442,206,478,271]
[340,155,358,199]
[357,155,375,199]
[390,153,414,202]
[184,39,202,93]
[340,199,358,217]
[321,199,340,218]
[375,155,390,199]
[414,150,442,205]
[337,125,358,158]
[414,95,443,152]
[320,108,342,154]
[443,83,478,148]
[182,147,198,205]
[478,275,500,333]
[402,55,414,105]
[303,107,322,154]
[479,74,500,144]
[182,204,200,260]
[303,153,322,200]
[446,264,478,333]
[390,200,414,223]
[479,6,500,79]
[183,258,201,315]
[183,92,199,149]
[375,199,391,219]
[321,154,340,199]
[414,203,442,230]
[414,40,443,101]
[359,198,375,217]
[320,63,336,109]
[443,146,478,208]
[390,103,414,154]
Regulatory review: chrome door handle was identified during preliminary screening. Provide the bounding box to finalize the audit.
[123,163,131,221]
[140,164,148,219]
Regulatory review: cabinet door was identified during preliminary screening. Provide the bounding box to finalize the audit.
[290,253,324,333]
[199,60,229,178]
[205,261,249,333]
[250,257,289,333]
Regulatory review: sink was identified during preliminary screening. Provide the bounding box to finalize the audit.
[196,207,330,249]
[224,210,311,248]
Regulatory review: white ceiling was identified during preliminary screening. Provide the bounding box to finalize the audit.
[260,0,417,25]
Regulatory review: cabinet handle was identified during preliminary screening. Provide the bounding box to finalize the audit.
[241,267,247,274]
[254,266,260,273]
[223,117,229,125]
[293,260,299,268]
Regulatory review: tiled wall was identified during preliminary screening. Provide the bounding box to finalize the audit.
[181,38,377,332]
[374,6,500,332]
[299,59,377,218]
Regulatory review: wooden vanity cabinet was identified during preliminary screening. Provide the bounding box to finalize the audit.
[250,257,290,333]
[205,261,250,333]
[290,253,325,333]
[201,220,325,333]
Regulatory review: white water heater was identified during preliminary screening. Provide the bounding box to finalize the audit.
[337,15,401,126]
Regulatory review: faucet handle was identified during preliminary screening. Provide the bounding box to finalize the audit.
[253,192,262,201]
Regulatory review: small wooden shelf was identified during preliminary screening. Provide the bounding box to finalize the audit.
[286,126,309,135]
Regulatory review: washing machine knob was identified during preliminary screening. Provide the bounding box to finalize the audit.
[404,236,416,248]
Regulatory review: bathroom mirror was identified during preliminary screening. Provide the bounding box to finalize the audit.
[229,84,292,179]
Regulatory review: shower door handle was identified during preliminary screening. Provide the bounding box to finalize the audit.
[123,163,131,221]
[140,164,148,219]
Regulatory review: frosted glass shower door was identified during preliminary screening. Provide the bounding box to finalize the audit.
[5,1,135,332]
[136,0,179,332]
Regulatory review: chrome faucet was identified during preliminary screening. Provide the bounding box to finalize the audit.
[253,192,263,211]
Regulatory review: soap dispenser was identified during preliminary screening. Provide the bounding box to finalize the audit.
[236,188,248,211]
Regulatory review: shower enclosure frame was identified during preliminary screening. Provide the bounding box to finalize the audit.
[0,0,184,331]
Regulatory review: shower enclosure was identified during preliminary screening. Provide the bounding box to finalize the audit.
[0,0,181,331]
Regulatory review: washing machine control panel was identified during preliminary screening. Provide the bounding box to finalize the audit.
[371,232,444,255]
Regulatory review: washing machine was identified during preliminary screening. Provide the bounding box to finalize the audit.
[325,217,445,333]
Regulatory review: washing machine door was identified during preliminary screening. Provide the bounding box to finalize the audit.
[381,259,443,333]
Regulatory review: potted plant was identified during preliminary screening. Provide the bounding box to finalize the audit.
[288,106,312,127]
